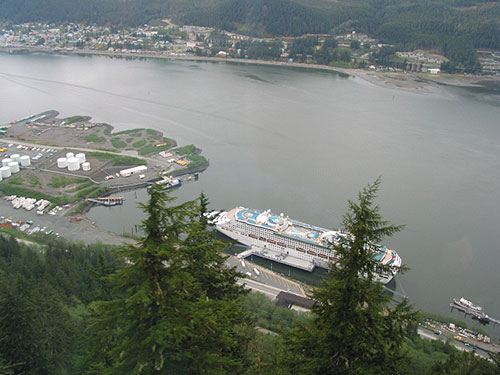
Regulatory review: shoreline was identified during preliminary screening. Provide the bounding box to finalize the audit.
[2,45,500,345]
[0,198,134,246]
[0,111,209,221]
[2,46,499,95]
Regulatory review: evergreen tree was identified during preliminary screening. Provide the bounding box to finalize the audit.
[83,186,252,374]
[0,273,74,375]
[428,350,498,375]
[350,40,361,49]
[282,178,417,375]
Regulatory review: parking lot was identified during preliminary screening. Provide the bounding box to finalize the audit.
[1,141,58,163]
[226,255,306,297]
[0,198,133,246]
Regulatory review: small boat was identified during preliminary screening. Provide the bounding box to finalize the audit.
[150,176,182,191]
[453,297,483,312]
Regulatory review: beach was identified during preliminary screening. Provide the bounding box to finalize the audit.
[2,46,499,95]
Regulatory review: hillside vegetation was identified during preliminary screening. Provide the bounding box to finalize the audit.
[1,184,499,374]
[1,0,498,52]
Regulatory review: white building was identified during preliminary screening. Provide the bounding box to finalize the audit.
[119,165,147,177]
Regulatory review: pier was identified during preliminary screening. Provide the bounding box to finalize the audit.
[450,301,500,326]
[87,196,124,206]
[239,245,317,272]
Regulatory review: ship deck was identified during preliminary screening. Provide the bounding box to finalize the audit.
[246,245,317,272]
[230,207,329,246]
[227,207,395,265]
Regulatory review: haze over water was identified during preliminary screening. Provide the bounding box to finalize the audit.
[1,53,499,333]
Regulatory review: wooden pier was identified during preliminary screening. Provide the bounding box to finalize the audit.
[87,196,124,206]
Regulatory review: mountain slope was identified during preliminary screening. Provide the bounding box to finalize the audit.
[1,0,498,50]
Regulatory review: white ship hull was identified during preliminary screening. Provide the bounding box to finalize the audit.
[215,207,401,284]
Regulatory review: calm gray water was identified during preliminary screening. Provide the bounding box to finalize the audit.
[1,53,499,334]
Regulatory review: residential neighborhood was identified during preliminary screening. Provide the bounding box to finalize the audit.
[1,21,499,74]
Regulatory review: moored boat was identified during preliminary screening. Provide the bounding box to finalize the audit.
[150,176,182,191]
[453,297,483,313]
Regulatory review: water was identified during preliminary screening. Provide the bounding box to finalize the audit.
[1,53,499,335]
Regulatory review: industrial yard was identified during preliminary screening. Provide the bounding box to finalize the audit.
[0,110,209,224]
[4,110,176,154]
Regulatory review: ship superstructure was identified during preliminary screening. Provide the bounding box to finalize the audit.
[214,207,402,284]
[453,297,483,313]
[150,175,182,190]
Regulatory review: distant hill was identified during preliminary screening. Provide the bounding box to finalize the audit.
[1,0,499,51]
[0,0,164,25]
[180,0,500,50]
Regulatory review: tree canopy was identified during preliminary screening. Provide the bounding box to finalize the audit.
[1,0,498,53]
[82,186,252,374]
[281,179,417,374]
[0,184,499,374]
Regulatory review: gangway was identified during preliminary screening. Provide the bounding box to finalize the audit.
[87,196,124,206]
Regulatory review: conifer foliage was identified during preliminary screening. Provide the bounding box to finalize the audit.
[84,186,251,374]
[283,179,417,375]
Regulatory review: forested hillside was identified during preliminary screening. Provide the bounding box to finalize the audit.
[1,184,499,374]
[1,0,499,52]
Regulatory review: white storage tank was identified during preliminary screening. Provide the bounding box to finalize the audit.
[82,162,91,171]
[0,166,11,178]
[67,157,80,171]
[66,152,74,160]
[57,157,67,168]
[76,153,86,164]
[2,158,12,167]
[20,155,31,167]
[10,154,20,163]
[8,161,19,173]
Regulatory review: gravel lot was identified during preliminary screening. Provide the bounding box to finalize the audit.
[0,198,134,246]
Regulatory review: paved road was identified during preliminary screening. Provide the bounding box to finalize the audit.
[418,327,493,359]
[418,328,438,341]
[237,278,286,298]
[226,255,306,297]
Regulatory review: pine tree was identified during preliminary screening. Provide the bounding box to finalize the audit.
[283,178,417,375]
[429,350,499,375]
[0,274,74,375]
[83,186,252,374]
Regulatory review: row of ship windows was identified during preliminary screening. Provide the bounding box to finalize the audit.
[238,223,302,247]
[244,232,338,261]
[233,222,339,261]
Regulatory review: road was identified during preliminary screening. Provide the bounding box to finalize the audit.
[418,327,493,359]
[418,328,438,341]
[237,278,286,298]
[226,255,306,297]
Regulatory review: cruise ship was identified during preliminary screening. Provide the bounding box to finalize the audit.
[214,207,402,284]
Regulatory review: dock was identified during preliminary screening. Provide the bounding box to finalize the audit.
[239,245,317,272]
[450,301,500,326]
[87,196,124,206]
